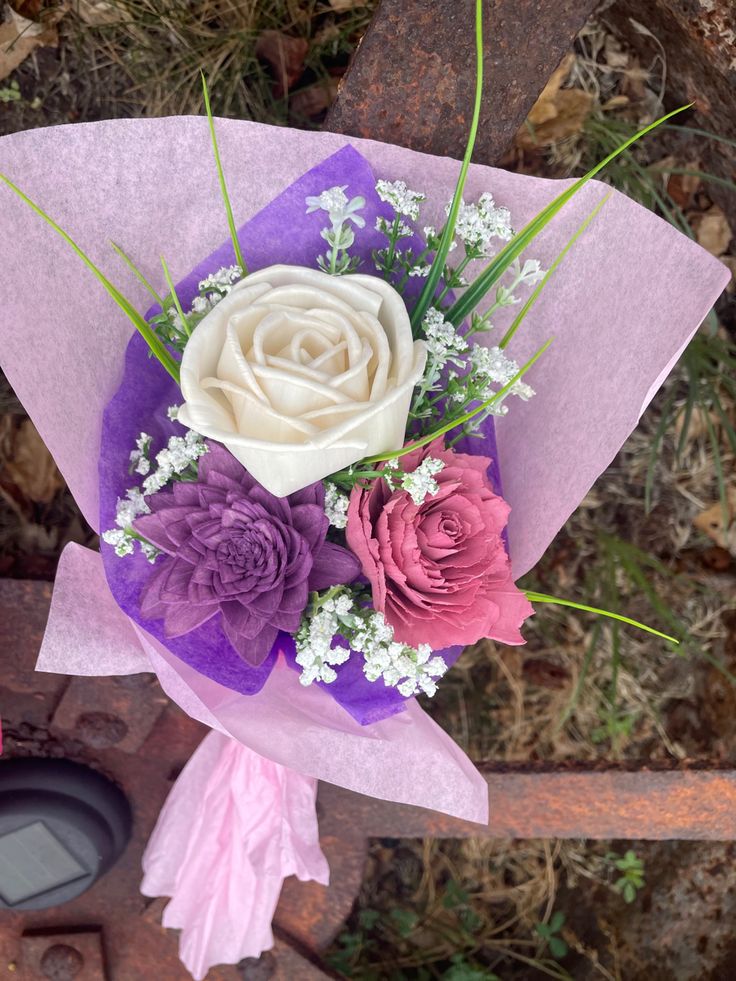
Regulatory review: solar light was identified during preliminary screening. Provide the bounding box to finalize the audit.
[0,758,131,910]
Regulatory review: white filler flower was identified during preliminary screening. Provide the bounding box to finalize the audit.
[177,265,427,497]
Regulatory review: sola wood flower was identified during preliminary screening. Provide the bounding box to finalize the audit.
[346,439,533,651]
[134,441,360,665]
[176,264,427,498]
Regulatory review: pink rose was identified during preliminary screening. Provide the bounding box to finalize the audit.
[346,439,533,650]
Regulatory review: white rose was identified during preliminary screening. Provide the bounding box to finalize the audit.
[177,265,427,497]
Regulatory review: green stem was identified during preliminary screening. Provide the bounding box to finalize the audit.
[110,241,164,306]
[384,215,403,271]
[160,256,191,338]
[201,72,247,275]
[436,253,474,305]
[525,590,679,644]
[398,245,432,293]
[410,0,484,331]
[446,103,691,327]
[499,192,611,349]
[363,337,552,464]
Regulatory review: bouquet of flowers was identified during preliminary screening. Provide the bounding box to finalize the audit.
[0,7,728,977]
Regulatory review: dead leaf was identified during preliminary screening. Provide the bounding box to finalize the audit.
[603,34,629,70]
[10,0,43,20]
[72,0,130,26]
[694,487,736,554]
[516,53,593,149]
[666,168,701,209]
[517,89,594,149]
[601,95,630,111]
[328,0,368,10]
[674,404,720,446]
[527,53,575,125]
[0,5,62,83]
[0,416,64,504]
[289,77,340,120]
[522,657,570,690]
[255,29,308,96]
[694,205,733,257]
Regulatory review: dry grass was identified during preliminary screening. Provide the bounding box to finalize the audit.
[66,0,375,120]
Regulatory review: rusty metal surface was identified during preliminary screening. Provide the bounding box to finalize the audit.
[326,0,598,164]
[20,928,107,981]
[51,674,168,754]
[318,765,736,841]
[274,831,368,949]
[240,937,334,980]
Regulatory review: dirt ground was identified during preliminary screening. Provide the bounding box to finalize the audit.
[1,3,735,979]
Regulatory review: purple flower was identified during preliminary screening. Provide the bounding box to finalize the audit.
[134,441,360,665]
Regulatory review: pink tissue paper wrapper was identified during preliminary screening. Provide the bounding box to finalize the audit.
[0,117,729,825]
[140,730,329,980]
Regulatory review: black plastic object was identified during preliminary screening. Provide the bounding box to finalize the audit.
[0,758,132,910]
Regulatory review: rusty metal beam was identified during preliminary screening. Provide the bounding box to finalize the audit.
[326,0,598,163]
[319,765,736,841]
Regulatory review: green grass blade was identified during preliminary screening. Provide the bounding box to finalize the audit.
[0,172,180,382]
[160,256,191,338]
[499,193,610,349]
[703,409,729,535]
[201,72,247,275]
[409,0,484,332]
[645,388,677,512]
[363,337,552,464]
[662,124,736,151]
[446,104,692,326]
[525,591,680,644]
[110,241,164,306]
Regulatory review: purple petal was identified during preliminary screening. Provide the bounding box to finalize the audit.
[133,513,177,554]
[309,541,361,590]
[290,504,329,552]
[222,616,278,667]
[163,600,219,637]
[199,441,250,486]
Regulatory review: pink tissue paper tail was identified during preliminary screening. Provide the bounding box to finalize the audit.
[141,730,329,980]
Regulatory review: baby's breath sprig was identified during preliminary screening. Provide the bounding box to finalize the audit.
[323,482,350,529]
[372,179,427,280]
[102,423,208,560]
[306,185,365,275]
[295,584,448,696]
[149,264,243,354]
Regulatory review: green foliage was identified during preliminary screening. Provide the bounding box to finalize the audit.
[535,910,569,960]
[445,106,690,328]
[445,954,500,981]
[606,849,646,903]
[0,80,21,103]
[201,72,247,273]
[389,907,419,938]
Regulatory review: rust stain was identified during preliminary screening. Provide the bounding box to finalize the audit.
[326,0,599,163]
